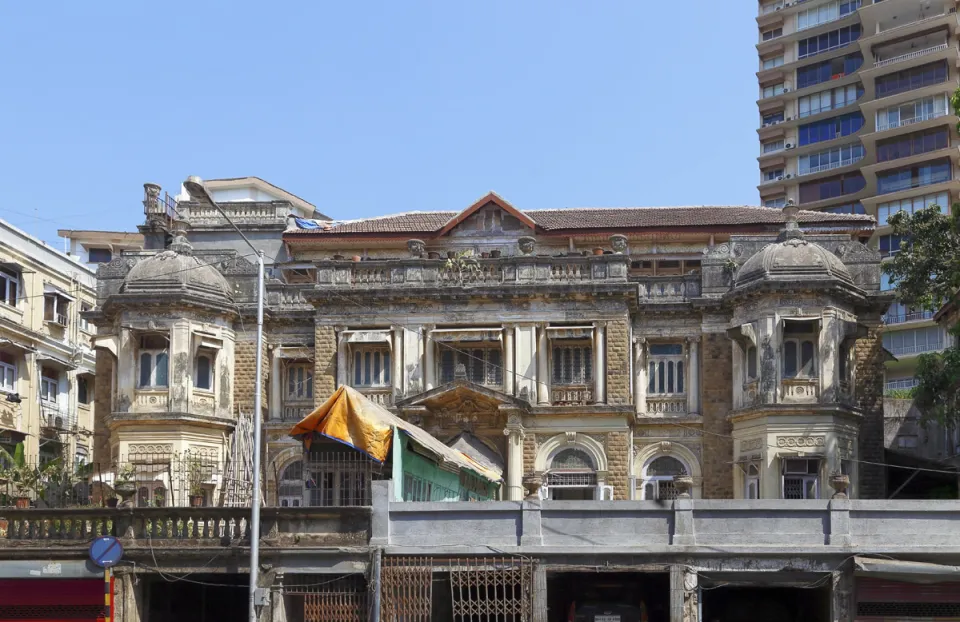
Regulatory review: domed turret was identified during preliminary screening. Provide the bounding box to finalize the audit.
[121,229,233,303]
[735,205,851,289]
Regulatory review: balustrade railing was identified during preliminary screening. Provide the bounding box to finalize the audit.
[875,43,949,69]
[781,377,820,401]
[647,395,687,415]
[358,388,394,408]
[636,276,701,302]
[551,385,593,406]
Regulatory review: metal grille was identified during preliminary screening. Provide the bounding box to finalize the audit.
[858,601,960,617]
[439,347,503,386]
[273,450,378,507]
[381,557,433,622]
[546,472,597,487]
[552,345,592,385]
[450,557,533,621]
[304,590,367,622]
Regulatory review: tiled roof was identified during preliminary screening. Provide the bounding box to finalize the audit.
[286,205,874,236]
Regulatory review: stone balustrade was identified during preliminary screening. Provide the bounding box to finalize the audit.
[551,385,593,406]
[636,275,701,303]
[175,202,290,227]
[315,255,632,290]
[358,387,394,408]
[134,390,168,412]
[280,402,314,422]
[647,395,687,415]
[781,377,820,402]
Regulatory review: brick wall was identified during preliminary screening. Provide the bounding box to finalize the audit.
[700,332,734,498]
[93,350,113,464]
[606,317,631,406]
[855,329,886,499]
[523,435,536,476]
[234,338,267,417]
[606,431,630,500]
[314,325,338,405]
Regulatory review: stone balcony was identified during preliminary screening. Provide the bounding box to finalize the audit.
[174,201,293,228]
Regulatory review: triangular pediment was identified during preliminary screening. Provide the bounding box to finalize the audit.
[438,192,537,237]
[396,379,528,412]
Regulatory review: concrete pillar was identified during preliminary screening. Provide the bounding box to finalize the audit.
[515,325,537,403]
[686,336,700,416]
[335,326,348,389]
[114,571,143,622]
[821,314,839,402]
[504,418,525,501]
[503,324,515,396]
[170,320,191,412]
[831,566,855,622]
[593,322,606,404]
[531,563,548,622]
[269,347,281,420]
[402,327,423,395]
[536,324,549,405]
[670,565,699,622]
[391,326,403,398]
[423,325,436,391]
[117,328,136,414]
[634,337,646,416]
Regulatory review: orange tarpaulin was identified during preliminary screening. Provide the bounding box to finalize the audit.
[288,386,501,482]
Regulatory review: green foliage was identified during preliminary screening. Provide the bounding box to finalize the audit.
[884,205,960,311]
[952,86,960,134]
[884,204,960,427]
[884,388,916,400]
[0,442,39,496]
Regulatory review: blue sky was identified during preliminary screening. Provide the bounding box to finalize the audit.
[0,2,759,248]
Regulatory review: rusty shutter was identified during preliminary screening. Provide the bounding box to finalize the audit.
[450,557,533,622]
[381,556,433,622]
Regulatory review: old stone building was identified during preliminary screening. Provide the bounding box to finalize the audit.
[87,186,891,506]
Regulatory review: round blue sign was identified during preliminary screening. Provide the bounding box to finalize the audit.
[89,535,123,568]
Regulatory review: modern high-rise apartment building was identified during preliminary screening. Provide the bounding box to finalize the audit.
[755,0,958,424]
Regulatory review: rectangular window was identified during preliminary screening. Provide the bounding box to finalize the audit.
[797,24,861,59]
[876,61,948,99]
[353,347,392,387]
[822,202,865,214]
[782,458,820,499]
[877,158,952,195]
[762,55,785,70]
[797,53,863,90]
[877,191,949,225]
[764,197,787,208]
[882,326,944,356]
[877,127,949,163]
[745,345,758,381]
[286,363,314,400]
[79,303,92,333]
[761,27,783,42]
[798,112,864,147]
[40,367,58,403]
[877,95,949,132]
[0,352,16,392]
[763,168,785,182]
[438,345,501,386]
[798,84,863,118]
[797,0,860,30]
[798,172,866,203]
[878,233,904,257]
[552,344,593,386]
[0,267,19,307]
[138,334,169,388]
[798,142,865,176]
[195,350,214,391]
[762,83,786,99]
[87,248,112,263]
[648,344,685,395]
[783,321,818,378]
[762,139,785,153]
[43,293,70,326]
[78,376,91,405]
[762,111,785,126]
[744,463,761,499]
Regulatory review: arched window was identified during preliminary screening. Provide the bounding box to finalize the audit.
[278,460,304,507]
[545,448,597,501]
[783,321,818,378]
[648,344,685,394]
[642,456,688,500]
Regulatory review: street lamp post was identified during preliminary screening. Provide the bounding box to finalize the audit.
[183,176,265,622]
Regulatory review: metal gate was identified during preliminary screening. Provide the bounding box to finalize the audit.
[381,556,433,622]
[450,557,534,622]
[288,575,367,622]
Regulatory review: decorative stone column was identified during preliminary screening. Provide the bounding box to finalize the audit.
[269,346,281,419]
[594,322,606,404]
[170,320,191,412]
[335,326,348,389]
[391,326,404,399]
[503,414,525,501]
[423,325,436,391]
[536,324,549,405]
[686,336,700,416]
[633,337,647,416]
[503,324,515,397]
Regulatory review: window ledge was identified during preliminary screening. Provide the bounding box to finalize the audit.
[193,388,215,397]
[78,403,91,410]
[0,303,23,316]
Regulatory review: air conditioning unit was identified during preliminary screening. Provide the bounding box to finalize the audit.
[786,116,794,121]
[785,143,795,149]
[785,173,793,179]
[783,88,791,93]
[777,176,785,181]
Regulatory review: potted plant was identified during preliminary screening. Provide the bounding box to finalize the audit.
[592,247,604,256]
[113,464,137,507]
[186,456,206,507]
[0,443,37,508]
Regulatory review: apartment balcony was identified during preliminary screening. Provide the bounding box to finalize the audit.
[797,153,867,179]
[875,42,949,70]
[646,395,687,416]
[314,255,632,295]
[885,378,919,391]
[884,310,934,325]
[550,385,593,406]
[635,275,702,304]
[780,377,820,403]
[39,404,77,432]
[176,201,293,228]
[874,106,951,134]
[886,341,944,357]
[0,505,370,550]
[859,3,958,47]
[357,387,394,408]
